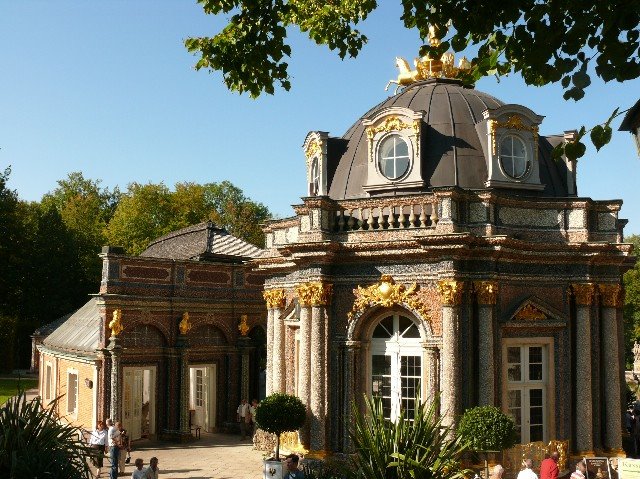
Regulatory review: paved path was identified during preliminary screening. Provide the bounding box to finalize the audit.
[120,433,265,479]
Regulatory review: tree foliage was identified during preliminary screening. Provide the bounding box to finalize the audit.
[457,406,517,452]
[624,234,640,368]
[254,392,306,459]
[349,395,471,479]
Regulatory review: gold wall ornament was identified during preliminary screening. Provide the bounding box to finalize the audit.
[238,314,250,336]
[179,312,192,335]
[473,281,499,305]
[263,289,286,309]
[305,139,322,160]
[599,283,623,308]
[295,282,333,307]
[109,309,123,337]
[348,275,431,322]
[514,304,546,321]
[571,283,595,305]
[436,280,464,306]
[489,115,540,156]
[366,115,419,140]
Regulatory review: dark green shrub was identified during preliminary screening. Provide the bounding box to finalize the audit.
[0,391,95,478]
[254,392,306,460]
[457,406,517,452]
[349,396,471,479]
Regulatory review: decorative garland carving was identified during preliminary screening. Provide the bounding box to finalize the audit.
[109,309,123,337]
[489,115,540,158]
[295,282,333,307]
[179,311,192,335]
[366,116,420,140]
[473,281,498,305]
[599,284,623,308]
[263,289,286,309]
[238,314,250,336]
[571,283,595,306]
[514,304,546,321]
[348,275,430,322]
[436,280,464,306]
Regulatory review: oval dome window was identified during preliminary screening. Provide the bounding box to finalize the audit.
[500,135,530,179]
[378,134,410,180]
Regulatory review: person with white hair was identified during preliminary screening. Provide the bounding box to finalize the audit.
[492,464,505,479]
[518,459,538,479]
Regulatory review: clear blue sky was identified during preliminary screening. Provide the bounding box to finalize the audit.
[2,1,639,234]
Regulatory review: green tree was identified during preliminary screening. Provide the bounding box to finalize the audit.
[254,393,306,460]
[186,0,639,152]
[624,234,640,368]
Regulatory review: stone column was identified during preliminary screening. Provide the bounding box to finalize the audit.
[296,301,312,447]
[424,344,440,403]
[342,340,360,452]
[572,283,595,454]
[237,336,252,402]
[176,334,191,435]
[263,289,286,393]
[296,281,333,455]
[106,336,122,421]
[599,284,624,453]
[437,279,464,428]
[474,281,498,406]
[266,309,274,395]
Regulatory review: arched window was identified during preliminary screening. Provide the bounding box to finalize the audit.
[500,135,529,179]
[378,134,410,180]
[310,158,320,196]
[370,313,422,421]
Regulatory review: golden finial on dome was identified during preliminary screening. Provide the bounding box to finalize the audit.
[385,25,472,93]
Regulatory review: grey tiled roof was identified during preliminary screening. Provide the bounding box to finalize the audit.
[42,298,101,354]
[33,311,74,337]
[140,221,263,261]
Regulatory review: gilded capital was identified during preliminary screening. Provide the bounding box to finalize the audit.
[571,283,595,306]
[599,284,623,308]
[263,289,286,309]
[473,281,498,305]
[437,280,464,306]
[295,282,333,307]
[109,309,123,337]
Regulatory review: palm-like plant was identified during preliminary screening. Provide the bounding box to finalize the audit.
[0,391,94,478]
[350,395,471,479]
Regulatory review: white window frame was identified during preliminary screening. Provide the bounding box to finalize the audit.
[44,360,53,402]
[499,133,531,180]
[377,133,412,181]
[66,368,79,418]
[501,337,555,444]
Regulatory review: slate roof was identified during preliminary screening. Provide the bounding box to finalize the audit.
[140,221,263,261]
[328,78,569,199]
[41,298,101,355]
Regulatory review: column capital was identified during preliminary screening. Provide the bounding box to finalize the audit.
[345,340,361,349]
[473,281,498,305]
[571,283,595,306]
[599,283,623,308]
[437,279,465,306]
[296,282,333,307]
[263,288,286,309]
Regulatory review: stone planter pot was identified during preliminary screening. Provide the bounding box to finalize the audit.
[263,459,283,479]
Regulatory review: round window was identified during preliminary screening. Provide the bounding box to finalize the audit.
[500,135,529,179]
[378,135,410,180]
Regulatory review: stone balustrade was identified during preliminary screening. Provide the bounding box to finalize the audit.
[332,199,439,232]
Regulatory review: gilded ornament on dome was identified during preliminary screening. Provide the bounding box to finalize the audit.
[599,283,622,308]
[263,288,286,309]
[514,304,546,321]
[109,309,123,337]
[238,314,250,336]
[437,280,464,306]
[295,282,333,307]
[571,283,595,305]
[473,281,498,305]
[348,275,431,322]
[179,311,192,335]
[366,116,419,140]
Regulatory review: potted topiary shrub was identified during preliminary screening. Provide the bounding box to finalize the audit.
[255,393,306,479]
[458,406,517,479]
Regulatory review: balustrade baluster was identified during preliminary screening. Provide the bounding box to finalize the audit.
[367,208,375,230]
[338,210,345,231]
[347,210,355,230]
[419,204,427,227]
[408,206,417,228]
[431,201,439,225]
[380,207,388,229]
[398,207,406,229]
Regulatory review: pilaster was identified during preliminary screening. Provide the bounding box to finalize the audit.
[474,281,498,406]
[263,289,286,394]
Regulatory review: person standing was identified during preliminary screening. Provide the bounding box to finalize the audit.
[237,398,250,440]
[117,421,131,474]
[571,460,587,479]
[143,457,159,479]
[89,420,107,478]
[540,452,559,479]
[517,459,538,479]
[284,454,304,479]
[106,418,121,479]
[249,399,259,437]
[131,458,146,479]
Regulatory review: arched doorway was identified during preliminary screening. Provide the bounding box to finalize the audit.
[370,313,422,421]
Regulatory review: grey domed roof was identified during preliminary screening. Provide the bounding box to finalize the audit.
[327,78,568,199]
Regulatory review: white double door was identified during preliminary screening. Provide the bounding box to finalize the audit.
[122,367,155,440]
[189,365,216,432]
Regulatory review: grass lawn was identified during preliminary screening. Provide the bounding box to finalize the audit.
[0,377,38,404]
